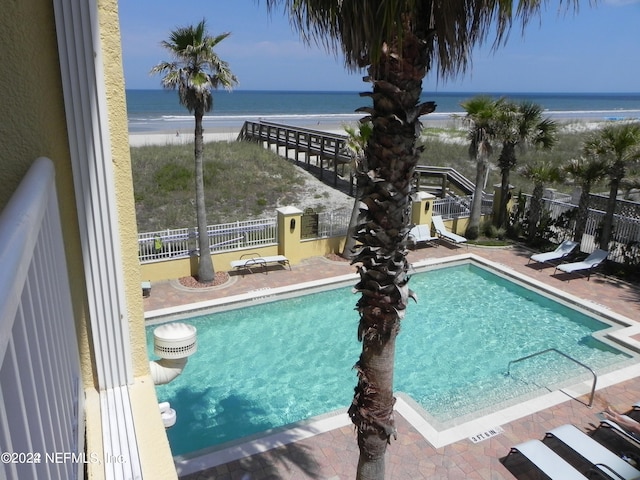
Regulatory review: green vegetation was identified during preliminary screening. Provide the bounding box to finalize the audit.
[130,141,305,232]
[130,124,610,234]
[418,124,603,195]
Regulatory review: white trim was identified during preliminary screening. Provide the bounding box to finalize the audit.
[52,0,132,389]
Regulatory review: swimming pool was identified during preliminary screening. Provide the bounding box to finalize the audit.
[146,257,635,458]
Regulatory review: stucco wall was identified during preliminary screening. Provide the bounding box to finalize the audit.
[0,0,92,383]
[1,1,177,478]
[98,0,150,380]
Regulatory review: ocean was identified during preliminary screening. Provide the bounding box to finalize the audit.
[126,89,640,133]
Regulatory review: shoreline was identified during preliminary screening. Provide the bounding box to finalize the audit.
[128,114,619,148]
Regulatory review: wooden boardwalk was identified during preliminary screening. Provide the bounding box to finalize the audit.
[238,121,476,198]
[238,121,354,192]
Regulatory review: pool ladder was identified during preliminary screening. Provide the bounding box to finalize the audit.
[507,348,597,408]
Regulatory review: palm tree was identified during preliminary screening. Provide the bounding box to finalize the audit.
[460,95,501,239]
[583,122,640,250]
[150,20,238,283]
[264,2,578,478]
[520,158,564,244]
[341,121,373,259]
[495,100,558,228]
[564,155,608,244]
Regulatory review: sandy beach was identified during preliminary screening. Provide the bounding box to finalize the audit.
[129,129,240,147]
[128,114,609,148]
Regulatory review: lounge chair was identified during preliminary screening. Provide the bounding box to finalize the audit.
[505,439,588,479]
[230,253,291,275]
[528,240,579,266]
[546,424,640,479]
[597,418,640,451]
[431,215,467,246]
[408,225,438,248]
[553,249,609,280]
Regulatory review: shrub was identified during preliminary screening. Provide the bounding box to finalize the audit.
[154,163,191,192]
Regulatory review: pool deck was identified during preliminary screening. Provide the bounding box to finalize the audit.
[144,244,640,480]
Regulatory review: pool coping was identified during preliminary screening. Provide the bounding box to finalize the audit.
[149,253,640,476]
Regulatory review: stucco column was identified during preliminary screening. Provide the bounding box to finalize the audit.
[277,206,303,264]
[411,191,436,227]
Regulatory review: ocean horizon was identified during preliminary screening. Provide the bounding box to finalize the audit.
[126,89,640,133]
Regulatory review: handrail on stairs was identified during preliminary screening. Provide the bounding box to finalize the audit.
[507,348,597,408]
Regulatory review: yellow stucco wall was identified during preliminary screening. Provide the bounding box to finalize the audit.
[0,0,92,378]
[98,0,149,380]
[1,1,176,478]
[98,2,177,478]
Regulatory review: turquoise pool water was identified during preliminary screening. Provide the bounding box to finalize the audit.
[146,263,631,456]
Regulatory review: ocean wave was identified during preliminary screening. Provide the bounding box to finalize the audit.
[128,109,640,132]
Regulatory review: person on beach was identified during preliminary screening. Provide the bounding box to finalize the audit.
[604,406,640,436]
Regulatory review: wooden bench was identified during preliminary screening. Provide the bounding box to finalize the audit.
[230,253,291,274]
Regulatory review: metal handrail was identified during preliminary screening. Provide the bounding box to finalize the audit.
[507,348,597,408]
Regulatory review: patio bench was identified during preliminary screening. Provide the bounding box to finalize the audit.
[230,253,291,274]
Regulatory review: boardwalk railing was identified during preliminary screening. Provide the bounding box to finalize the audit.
[0,158,83,480]
[238,120,352,188]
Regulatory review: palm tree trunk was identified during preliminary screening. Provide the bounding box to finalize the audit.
[574,186,591,243]
[600,178,620,250]
[341,192,361,260]
[466,156,487,238]
[497,167,510,228]
[527,183,544,243]
[194,108,215,282]
[349,25,430,480]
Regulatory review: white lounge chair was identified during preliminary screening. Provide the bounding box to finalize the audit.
[528,240,579,266]
[431,215,467,246]
[230,253,291,275]
[506,439,587,480]
[597,418,640,451]
[408,225,438,248]
[554,249,608,280]
[546,424,640,479]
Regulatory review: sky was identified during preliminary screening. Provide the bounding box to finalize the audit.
[118,0,640,93]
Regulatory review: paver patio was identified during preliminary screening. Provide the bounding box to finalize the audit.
[143,244,640,480]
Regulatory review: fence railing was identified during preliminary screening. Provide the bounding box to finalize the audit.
[530,195,640,263]
[316,208,351,238]
[138,218,278,263]
[433,194,493,219]
[0,158,83,480]
[138,194,639,265]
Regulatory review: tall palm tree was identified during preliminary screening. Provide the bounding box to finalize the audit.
[495,100,558,228]
[520,157,564,244]
[341,121,373,259]
[564,155,608,243]
[460,95,501,239]
[583,122,640,250]
[264,2,578,478]
[150,20,238,283]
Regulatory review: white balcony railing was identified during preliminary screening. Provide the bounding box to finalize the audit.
[0,157,83,480]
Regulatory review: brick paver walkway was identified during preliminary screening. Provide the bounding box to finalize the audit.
[144,244,640,480]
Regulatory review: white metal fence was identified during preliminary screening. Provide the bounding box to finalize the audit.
[138,218,278,263]
[0,158,83,480]
[433,194,493,219]
[138,195,639,265]
[316,209,350,238]
[529,195,640,263]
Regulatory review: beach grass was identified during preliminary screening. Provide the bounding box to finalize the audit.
[131,141,305,231]
[130,124,602,232]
